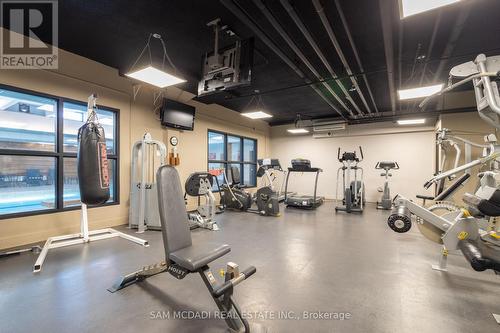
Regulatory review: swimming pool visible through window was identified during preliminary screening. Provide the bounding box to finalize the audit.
[0,85,119,218]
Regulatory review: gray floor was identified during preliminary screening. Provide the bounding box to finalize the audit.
[1,203,499,333]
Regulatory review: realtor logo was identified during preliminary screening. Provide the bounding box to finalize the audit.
[1,0,58,69]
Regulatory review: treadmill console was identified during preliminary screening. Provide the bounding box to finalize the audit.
[258,158,282,170]
[291,159,311,170]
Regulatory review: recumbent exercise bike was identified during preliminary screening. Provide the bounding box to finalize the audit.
[220,166,280,216]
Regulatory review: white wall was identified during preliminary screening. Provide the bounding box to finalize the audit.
[270,122,437,202]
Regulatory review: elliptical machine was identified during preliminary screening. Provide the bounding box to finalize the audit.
[220,166,279,216]
[335,147,365,213]
[376,162,399,210]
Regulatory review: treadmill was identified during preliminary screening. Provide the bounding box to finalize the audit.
[284,159,324,209]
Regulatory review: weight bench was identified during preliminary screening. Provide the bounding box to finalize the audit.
[109,165,256,332]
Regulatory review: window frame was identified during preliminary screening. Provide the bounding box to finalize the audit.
[0,83,120,219]
[207,129,257,190]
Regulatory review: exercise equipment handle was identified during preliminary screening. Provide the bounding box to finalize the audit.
[358,146,364,161]
[424,152,500,188]
[337,148,341,162]
[419,71,499,108]
[212,266,256,298]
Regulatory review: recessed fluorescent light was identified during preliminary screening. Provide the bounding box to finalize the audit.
[125,66,186,88]
[287,128,309,134]
[397,119,426,125]
[400,0,461,18]
[241,111,273,119]
[398,84,444,100]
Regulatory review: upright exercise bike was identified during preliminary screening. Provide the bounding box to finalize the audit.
[335,147,365,213]
[376,162,399,210]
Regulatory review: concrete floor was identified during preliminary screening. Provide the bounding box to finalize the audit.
[0,202,499,333]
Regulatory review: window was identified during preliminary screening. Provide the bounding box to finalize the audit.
[0,85,119,218]
[208,130,257,190]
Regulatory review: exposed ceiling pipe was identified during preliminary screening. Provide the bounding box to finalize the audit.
[398,23,403,90]
[419,12,442,85]
[397,21,403,112]
[307,0,369,116]
[410,12,442,112]
[422,6,470,112]
[403,43,422,112]
[281,0,365,116]
[271,106,474,127]
[379,0,397,115]
[220,0,348,120]
[251,0,355,118]
[433,7,470,83]
[333,0,379,114]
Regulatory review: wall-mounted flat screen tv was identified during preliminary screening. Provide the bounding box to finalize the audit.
[160,99,195,131]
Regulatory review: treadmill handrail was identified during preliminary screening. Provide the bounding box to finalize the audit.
[284,169,291,202]
[287,167,323,172]
[313,169,319,203]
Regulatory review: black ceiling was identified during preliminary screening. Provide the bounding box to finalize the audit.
[9,0,500,125]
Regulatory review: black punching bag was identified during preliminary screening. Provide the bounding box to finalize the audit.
[77,121,110,205]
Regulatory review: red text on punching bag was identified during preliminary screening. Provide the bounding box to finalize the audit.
[98,142,110,188]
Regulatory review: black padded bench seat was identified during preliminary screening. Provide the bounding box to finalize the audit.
[157,165,233,271]
[170,243,230,271]
[109,165,256,333]
[459,239,500,272]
